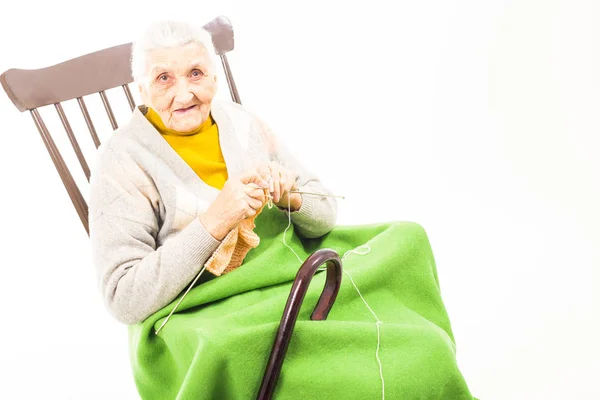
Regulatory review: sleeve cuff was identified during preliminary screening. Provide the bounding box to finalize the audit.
[174,217,222,266]
[281,193,317,225]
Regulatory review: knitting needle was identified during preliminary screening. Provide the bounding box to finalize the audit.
[247,183,345,199]
[155,264,208,335]
[290,190,345,199]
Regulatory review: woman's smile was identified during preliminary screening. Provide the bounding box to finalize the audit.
[174,104,198,114]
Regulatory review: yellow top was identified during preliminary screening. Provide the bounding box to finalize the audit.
[145,107,228,190]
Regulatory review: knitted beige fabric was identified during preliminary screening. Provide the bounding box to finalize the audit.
[204,199,268,276]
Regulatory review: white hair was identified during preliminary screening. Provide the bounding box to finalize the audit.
[130,20,217,84]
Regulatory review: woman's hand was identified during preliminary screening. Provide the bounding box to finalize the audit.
[256,161,303,211]
[200,171,269,241]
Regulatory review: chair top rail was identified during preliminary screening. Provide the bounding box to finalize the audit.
[0,15,234,112]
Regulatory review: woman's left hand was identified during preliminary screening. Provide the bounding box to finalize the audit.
[256,161,302,211]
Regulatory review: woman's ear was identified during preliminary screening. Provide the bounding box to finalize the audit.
[212,73,219,93]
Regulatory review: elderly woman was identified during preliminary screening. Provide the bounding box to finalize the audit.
[89,20,476,400]
[90,21,336,326]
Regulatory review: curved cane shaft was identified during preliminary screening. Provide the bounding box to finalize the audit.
[256,248,343,400]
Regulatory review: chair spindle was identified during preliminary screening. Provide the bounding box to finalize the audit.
[30,109,89,235]
[99,90,118,130]
[55,103,91,181]
[77,97,101,149]
[122,84,136,111]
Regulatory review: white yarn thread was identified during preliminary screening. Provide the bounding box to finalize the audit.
[341,250,385,400]
[282,195,385,400]
[282,201,303,264]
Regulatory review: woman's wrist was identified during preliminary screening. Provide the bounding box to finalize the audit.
[199,214,227,241]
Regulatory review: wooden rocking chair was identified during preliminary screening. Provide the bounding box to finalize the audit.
[0,16,343,400]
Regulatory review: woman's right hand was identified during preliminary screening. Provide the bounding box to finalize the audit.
[200,171,270,241]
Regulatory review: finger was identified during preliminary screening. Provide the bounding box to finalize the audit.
[280,169,286,184]
[245,187,266,204]
[255,163,275,195]
[288,171,297,191]
[280,179,288,203]
[244,184,265,197]
[240,171,269,188]
[256,164,272,183]
[271,163,292,189]
[268,162,283,191]
[245,194,264,211]
[244,206,257,218]
[264,165,275,193]
[236,198,254,219]
[281,170,295,193]
[268,164,286,202]
[272,173,281,203]
[277,171,288,202]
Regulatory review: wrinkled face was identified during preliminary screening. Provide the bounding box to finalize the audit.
[139,42,218,132]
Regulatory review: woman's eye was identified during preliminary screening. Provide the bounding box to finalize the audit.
[191,69,204,78]
[158,74,169,82]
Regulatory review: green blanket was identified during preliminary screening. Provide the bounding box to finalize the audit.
[128,207,476,399]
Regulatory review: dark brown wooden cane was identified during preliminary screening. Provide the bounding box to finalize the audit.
[257,248,343,400]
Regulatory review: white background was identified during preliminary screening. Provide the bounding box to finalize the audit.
[0,1,598,399]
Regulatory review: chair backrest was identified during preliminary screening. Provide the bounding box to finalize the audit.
[0,16,242,237]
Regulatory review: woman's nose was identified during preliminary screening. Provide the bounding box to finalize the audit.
[173,79,194,103]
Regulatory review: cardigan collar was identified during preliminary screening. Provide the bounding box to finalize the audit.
[124,99,248,198]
